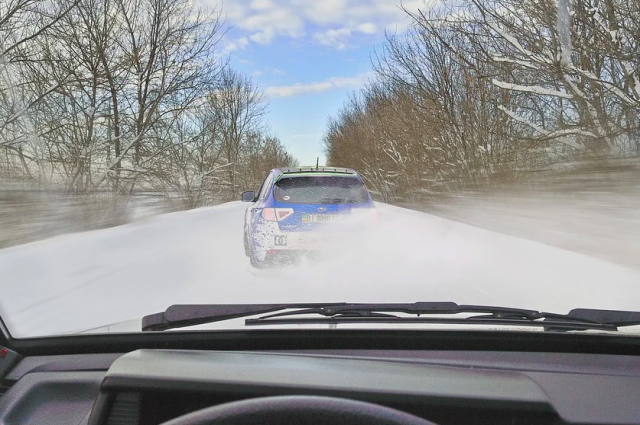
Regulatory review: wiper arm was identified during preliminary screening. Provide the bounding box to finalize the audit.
[142,303,350,331]
[566,308,640,327]
[142,302,640,332]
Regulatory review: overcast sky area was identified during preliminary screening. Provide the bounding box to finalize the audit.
[199,0,425,165]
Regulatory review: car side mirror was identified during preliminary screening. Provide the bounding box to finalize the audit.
[241,191,256,202]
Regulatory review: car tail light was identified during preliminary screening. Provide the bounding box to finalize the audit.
[262,208,294,221]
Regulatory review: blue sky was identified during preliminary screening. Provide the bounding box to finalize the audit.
[199,0,424,165]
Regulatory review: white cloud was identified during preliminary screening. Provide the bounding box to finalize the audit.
[202,0,432,49]
[249,28,276,44]
[250,0,273,11]
[288,132,324,139]
[264,72,372,98]
[356,22,377,34]
[220,36,249,54]
[223,1,305,45]
[312,28,351,49]
[249,68,287,77]
[303,0,348,25]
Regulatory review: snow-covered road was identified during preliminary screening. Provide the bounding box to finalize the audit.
[2,202,640,337]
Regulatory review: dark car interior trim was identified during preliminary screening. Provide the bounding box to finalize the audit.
[3,331,640,425]
[7,329,640,357]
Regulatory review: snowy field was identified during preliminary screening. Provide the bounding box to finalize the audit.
[1,201,640,337]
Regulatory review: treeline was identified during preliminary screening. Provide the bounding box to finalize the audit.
[0,0,296,210]
[325,0,640,203]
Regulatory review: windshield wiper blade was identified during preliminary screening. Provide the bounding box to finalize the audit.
[142,303,350,331]
[142,302,513,331]
[142,302,640,332]
[245,305,630,331]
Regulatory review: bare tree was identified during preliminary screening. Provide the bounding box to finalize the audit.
[92,0,225,193]
[208,69,267,199]
[467,0,640,154]
[0,0,79,179]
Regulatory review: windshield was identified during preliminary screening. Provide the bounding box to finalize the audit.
[274,176,370,204]
[1,0,640,338]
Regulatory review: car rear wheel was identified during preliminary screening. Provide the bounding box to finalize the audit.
[243,231,250,257]
[249,246,266,269]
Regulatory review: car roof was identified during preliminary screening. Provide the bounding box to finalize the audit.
[278,166,357,175]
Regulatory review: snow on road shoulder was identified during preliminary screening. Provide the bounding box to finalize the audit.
[1,201,639,337]
[369,203,640,311]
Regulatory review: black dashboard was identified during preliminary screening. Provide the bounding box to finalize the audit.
[1,346,640,425]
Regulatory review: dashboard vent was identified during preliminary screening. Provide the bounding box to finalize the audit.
[0,381,12,398]
[106,392,141,425]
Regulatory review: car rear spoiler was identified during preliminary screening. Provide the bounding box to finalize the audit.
[280,166,355,174]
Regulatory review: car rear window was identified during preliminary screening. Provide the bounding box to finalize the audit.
[274,175,370,204]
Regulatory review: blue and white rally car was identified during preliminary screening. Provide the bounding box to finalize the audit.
[242,167,377,268]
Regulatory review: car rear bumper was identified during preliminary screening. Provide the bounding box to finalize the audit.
[274,231,352,249]
[251,226,360,261]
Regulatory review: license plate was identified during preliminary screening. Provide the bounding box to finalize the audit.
[301,214,343,223]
